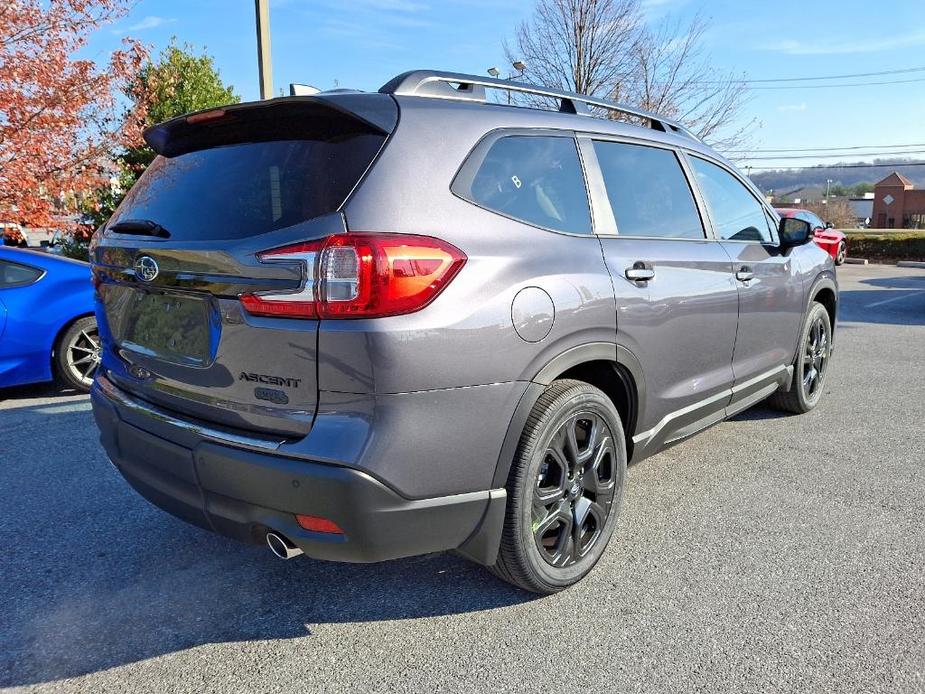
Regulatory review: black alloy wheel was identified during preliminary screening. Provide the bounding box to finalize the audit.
[533,412,617,567]
[801,312,830,401]
[768,302,832,414]
[491,379,627,594]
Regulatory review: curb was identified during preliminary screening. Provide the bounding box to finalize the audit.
[844,258,868,265]
[896,261,925,269]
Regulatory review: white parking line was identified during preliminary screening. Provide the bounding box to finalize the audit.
[866,290,925,308]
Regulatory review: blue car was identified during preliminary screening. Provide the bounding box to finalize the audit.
[0,247,98,392]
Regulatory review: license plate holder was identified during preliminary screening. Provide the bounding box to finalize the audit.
[104,286,214,366]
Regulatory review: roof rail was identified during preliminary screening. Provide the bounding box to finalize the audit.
[379,70,699,141]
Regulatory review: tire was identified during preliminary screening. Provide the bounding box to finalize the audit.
[835,241,847,265]
[55,316,100,393]
[491,379,627,594]
[767,302,832,414]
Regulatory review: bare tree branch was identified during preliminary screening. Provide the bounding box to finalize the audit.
[505,1,753,152]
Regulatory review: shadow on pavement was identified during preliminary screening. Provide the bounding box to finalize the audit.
[728,405,788,422]
[0,381,82,403]
[836,289,925,326]
[859,275,925,290]
[0,405,533,688]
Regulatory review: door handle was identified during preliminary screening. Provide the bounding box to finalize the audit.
[625,263,655,282]
[735,266,754,282]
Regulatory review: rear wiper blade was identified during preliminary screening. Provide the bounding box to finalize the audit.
[107,219,171,238]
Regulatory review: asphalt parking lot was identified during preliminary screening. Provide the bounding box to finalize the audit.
[1,263,923,694]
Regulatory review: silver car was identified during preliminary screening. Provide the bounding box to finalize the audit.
[89,70,837,593]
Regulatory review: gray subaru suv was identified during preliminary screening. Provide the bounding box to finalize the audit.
[90,70,837,594]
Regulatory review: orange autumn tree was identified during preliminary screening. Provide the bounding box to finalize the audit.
[0,0,146,229]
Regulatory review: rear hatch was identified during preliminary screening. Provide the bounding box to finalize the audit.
[92,95,396,437]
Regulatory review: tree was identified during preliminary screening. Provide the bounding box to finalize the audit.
[506,0,641,97]
[123,40,240,173]
[803,199,856,229]
[506,0,751,150]
[82,40,240,227]
[0,0,145,228]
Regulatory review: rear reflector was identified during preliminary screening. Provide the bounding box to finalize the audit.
[240,233,466,319]
[295,514,343,534]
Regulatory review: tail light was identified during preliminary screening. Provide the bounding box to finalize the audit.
[240,233,466,320]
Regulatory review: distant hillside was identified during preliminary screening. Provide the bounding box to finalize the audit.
[749,158,925,194]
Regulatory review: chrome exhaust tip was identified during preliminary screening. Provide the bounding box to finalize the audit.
[266,531,304,560]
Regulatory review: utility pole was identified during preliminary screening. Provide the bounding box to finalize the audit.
[255,0,273,100]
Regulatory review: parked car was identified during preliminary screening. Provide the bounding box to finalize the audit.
[89,70,837,594]
[777,208,847,265]
[0,247,99,392]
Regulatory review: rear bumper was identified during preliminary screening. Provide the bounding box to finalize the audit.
[91,374,505,564]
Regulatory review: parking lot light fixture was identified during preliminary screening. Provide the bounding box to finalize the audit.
[487,66,500,77]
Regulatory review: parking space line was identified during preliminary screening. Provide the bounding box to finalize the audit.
[866,291,925,308]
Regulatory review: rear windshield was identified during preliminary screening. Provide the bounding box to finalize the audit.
[111,107,385,241]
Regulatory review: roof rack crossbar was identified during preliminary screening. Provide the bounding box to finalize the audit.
[379,70,699,141]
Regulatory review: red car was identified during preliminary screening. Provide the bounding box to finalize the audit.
[777,208,847,265]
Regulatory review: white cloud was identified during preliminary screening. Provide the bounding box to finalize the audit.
[763,31,925,55]
[641,0,688,19]
[320,0,429,10]
[112,16,176,34]
[777,103,807,113]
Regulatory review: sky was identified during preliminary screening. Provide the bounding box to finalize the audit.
[85,0,925,171]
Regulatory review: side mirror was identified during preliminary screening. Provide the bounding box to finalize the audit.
[779,217,812,248]
[825,222,834,229]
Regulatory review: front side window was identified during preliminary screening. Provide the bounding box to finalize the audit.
[690,157,775,243]
[456,135,592,234]
[0,260,43,288]
[593,141,704,240]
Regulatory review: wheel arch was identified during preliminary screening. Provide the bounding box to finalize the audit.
[808,275,838,333]
[491,342,644,490]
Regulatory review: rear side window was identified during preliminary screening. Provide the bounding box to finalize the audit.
[690,157,775,243]
[0,260,42,287]
[111,104,387,241]
[593,141,704,240]
[455,135,592,234]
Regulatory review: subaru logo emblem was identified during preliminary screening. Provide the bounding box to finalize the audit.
[128,364,152,380]
[134,255,159,282]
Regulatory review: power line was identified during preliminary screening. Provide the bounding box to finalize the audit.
[747,161,925,171]
[742,150,925,162]
[749,76,925,90]
[729,142,925,154]
[696,65,925,85]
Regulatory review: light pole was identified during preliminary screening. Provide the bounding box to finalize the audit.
[825,178,833,207]
[487,61,527,104]
[255,0,273,100]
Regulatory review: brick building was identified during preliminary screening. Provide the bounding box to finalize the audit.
[872,172,925,229]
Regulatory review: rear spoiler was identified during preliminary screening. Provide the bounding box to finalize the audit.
[143,94,398,157]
